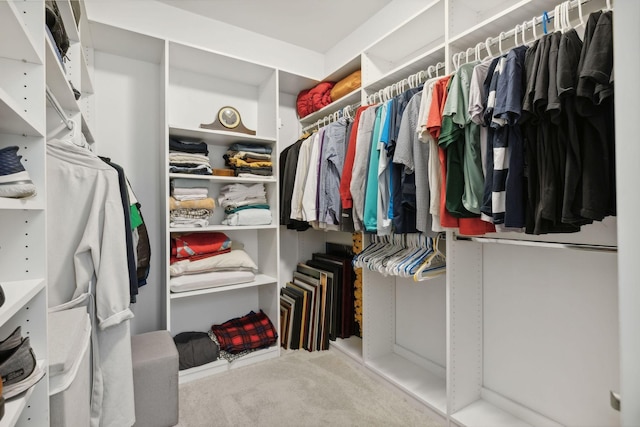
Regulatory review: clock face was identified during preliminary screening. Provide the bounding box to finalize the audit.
[219,107,240,129]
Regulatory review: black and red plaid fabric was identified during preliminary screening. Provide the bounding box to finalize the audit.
[211,310,277,353]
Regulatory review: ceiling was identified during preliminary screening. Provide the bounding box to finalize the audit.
[156,0,393,53]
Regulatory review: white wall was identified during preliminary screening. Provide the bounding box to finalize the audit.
[323,0,427,75]
[85,0,324,80]
[93,51,164,334]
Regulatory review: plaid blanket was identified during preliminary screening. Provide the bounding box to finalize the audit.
[211,310,277,354]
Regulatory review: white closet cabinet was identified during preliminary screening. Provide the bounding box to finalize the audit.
[165,42,281,383]
[280,0,622,426]
[0,1,47,425]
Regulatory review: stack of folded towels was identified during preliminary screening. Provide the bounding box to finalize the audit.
[169,232,259,293]
[170,178,215,228]
[223,143,273,177]
[218,183,272,226]
[169,137,212,175]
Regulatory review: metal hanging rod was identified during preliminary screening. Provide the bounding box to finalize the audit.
[453,234,617,253]
[367,61,445,105]
[302,101,361,133]
[46,87,74,130]
[454,0,611,66]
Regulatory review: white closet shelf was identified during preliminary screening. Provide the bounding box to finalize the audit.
[169,126,276,147]
[45,36,80,113]
[298,89,361,126]
[362,0,444,68]
[365,352,447,416]
[80,47,94,94]
[330,336,363,363]
[448,0,548,50]
[452,399,533,427]
[169,173,276,184]
[0,279,45,326]
[169,224,278,233]
[0,1,42,65]
[178,345,279,384]
[81,112,95,143]
[0,365,40,427]
[0,87,43,137]
[55,0,80,43]
[0,197,45,211]
[363,43,446,95]
[170,274,277,299]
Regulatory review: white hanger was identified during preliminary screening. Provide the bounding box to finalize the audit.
[465,47,474,64]
[531,16,538,41]
[475,42,482,62]
[498,32,506,55]
[485,37,493,59]
[576,0,585,29]
[521,21,528,45]
[606,0,612,11]
[514,23,520,47]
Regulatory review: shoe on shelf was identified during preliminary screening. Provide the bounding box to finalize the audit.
[0,327,22,358]
[0,336,44,399]
[0,146,37,199]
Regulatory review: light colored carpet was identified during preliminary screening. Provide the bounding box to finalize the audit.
[178,348,445,427]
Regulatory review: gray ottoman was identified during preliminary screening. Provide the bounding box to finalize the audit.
[131,330,179,427]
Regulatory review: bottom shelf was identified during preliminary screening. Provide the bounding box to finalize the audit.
[179,345,280,384]
[365,351,447,416]
[1,360,47,427]
[451,388,563,427]
[330,336,363,363]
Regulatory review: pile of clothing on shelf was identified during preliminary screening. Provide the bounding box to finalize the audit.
[169,137,212,175]
[169,231,259,293]
[296,70,362,118]
[169,178,215,227]
[223,143,273,177]
[218,183,272,226]
[209,310,278,362]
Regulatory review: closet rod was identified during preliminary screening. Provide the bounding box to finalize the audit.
[302,101,361,133]
[45,87,74,130]
[367,61,445,105]
[482,0,600,53]
[453,235,617,253]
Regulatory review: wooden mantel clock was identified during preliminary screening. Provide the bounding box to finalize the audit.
[200,106,256,135]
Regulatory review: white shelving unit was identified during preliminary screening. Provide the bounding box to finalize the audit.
[165,41,281,383]
[278,1,622,426]
[0,0,49,424]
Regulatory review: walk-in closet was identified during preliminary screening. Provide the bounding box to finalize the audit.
[0,0,637,426]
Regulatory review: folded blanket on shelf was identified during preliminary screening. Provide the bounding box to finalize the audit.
[170,218,210,228]
[173,187,208,197]
[170,249,259,276]
[225,150,272,161]
[222,208,272,226]
[171,232,231,258]
[169,197,215,211]
[226,158,272,168]
[170,138,209,155]
[169,164,212,175]
[170,270,256,293]
[211,310,277,354]
[234,167,273,177]
[228,143,272,154]
[218,183,267,207]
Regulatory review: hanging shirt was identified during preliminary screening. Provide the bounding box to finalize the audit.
[301,130,325,227]
[576,10,615,221]
[350,106,378,231]
[364,104,386,232]
[320,118,349,229]
[290,134,314,221]
[377,99,394,235]
[393,90,437,235]
[493,45,528,228]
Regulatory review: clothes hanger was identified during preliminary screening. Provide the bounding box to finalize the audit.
[575,0,585,29]
[485,37,493,59]
[498,32,506,55]
[605,0,612,11]
[542,11,550,34]
[413,233,446,281]
[514,23,520,47]
[521,21,528,45]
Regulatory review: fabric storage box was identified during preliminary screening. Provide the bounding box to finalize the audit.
[48,307,91,427]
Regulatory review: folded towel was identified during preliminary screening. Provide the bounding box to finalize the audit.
[170,197,215,210]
